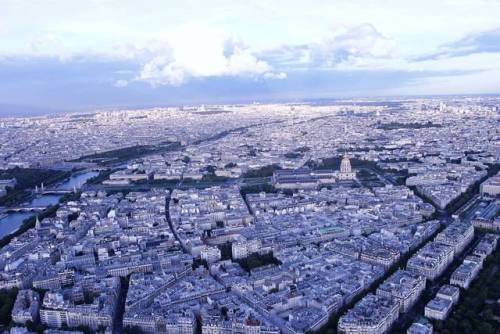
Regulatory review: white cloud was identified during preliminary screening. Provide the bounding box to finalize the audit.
[317,24,396,60]
[264,24,397,70]
[113,79,128,87]
[135,23,284,86]
[263,71,287,79]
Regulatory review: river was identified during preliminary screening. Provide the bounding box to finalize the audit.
[0,171,99,238]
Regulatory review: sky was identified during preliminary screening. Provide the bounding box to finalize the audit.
[1,0,500,113]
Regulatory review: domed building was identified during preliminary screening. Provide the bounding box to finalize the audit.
[337,155,356,180]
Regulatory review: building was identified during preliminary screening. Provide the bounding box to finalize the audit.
[434,222,474,257]
[360,246,400,269]
[338,155,356,180]
[472,217,500,232]
[11,289,40,325]
[480,172,500,196]
[424,297,453,320]
[200,246,222,263]
[40,277,120,331]
[407,322,433,334]
[436,285,460,304]
[232,239,262,260]
[338,294,399,334]
[473,233,499,259]
[272,168,322,190]
[406,242,454,281]
[450,257,481,289]
[106,262,154,277]
[33,270,75,290]
[124,312,196,334]
[201,314,278,334]
[272,156,355,190]
[376,270,426,313]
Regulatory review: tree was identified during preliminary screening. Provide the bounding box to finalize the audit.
[0,288,18,325]
[124,326,145,334]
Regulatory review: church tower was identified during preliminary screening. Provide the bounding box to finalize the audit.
[338,155,356,180]
[340,155,352,174]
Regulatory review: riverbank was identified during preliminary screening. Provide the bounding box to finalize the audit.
[0,170,98,240]
[0,191,81,248]
[0,168,71,207]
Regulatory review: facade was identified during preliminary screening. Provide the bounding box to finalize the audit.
[376,270,426,313]
[40,277,120,331]
[480,172,500,196]
[107,263,154,277]
[406,242,454,281]
[273,156,356,189]
[424,297,453,320]
[123,313,196,334]
[450,257,481,289]
[434,222,474,258]
[11,289,40,325]
[200,246,222,263]
[407,322,433,334]
[338,294,399,334]
[232,239,262,260]
[472,217,500,232]
[201,316,279,334]
[338,155,356,180]
[436,285,460,304]
[33,270,75,290]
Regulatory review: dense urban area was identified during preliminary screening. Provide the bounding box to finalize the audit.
[0,97,499,334]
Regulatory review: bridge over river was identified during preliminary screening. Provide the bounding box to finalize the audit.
[2,206,47,213]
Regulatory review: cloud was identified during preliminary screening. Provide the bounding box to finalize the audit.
[314,24,396,63]
[134,23,284,86]
[262,24,396,70]
[415,28,500,61]
[263,71,287,79]
[113,79,128,87]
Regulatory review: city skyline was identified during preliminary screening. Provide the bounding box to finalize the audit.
[0,98,499,334]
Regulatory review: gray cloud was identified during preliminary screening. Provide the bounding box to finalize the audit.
[415,27,500,61]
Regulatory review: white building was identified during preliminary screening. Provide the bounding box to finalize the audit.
[200,246,222,263]
[232,239,262,260]
[449,257,481,289]
[376,270,426,313]
[338,294,399,334]
[480,172,500,196]
[406,242,454,281]
[337,155,356,180]
[436,285,460,304]
[424,297,453,320]
[407,322,433,334]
